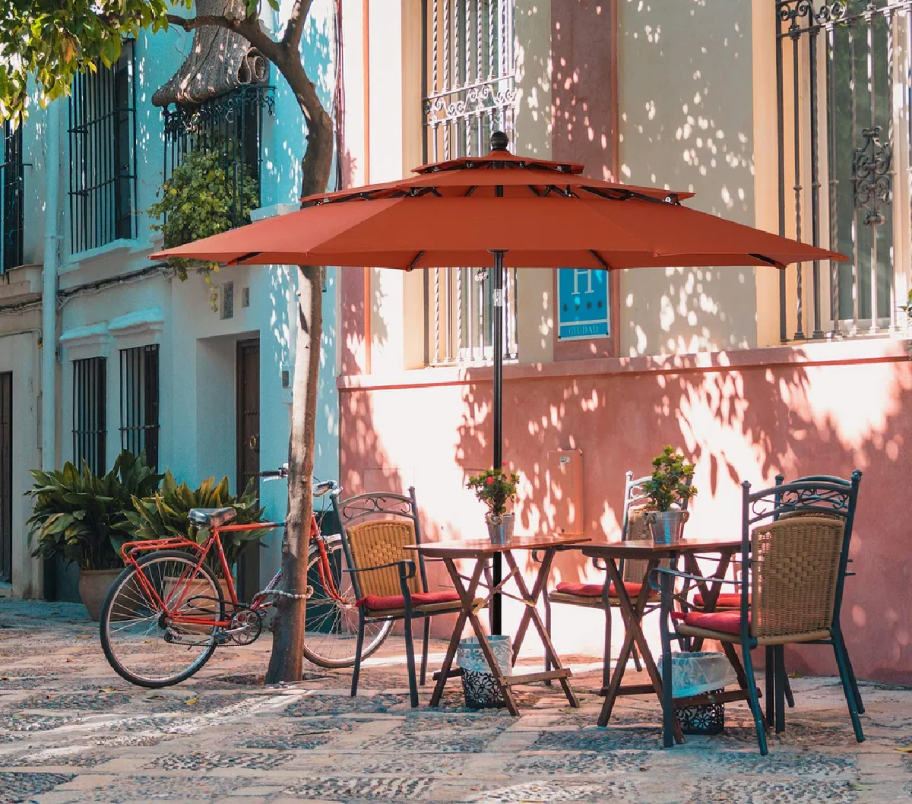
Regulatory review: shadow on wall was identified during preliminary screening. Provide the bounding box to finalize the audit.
[448,346,912,682]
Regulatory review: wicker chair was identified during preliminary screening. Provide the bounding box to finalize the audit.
[655,473,863,755]
[542,472,685,688]
[332,488,485,707]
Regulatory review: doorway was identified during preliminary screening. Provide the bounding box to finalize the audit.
[0,373,10,583]
[236,339,260,601]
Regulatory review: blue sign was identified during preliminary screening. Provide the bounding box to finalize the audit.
[558,268,610,340]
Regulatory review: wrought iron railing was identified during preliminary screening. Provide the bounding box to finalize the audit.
[162,85,274,227]
[68,40,136,254]
[119,345,160,470]
[73,357,107,475]
[776,0,906,340]
[422,0,519,365]
[1,121,25,273]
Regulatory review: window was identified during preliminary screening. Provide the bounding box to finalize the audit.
[68,40,136,254]
[119,345,160,469]
[423,0,518,365]
[163,85,274,228]
[1,122,24,273]
[775,1,905,339]
[73,357,106,474]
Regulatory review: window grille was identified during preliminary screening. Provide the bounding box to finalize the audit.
[120,345,160,469]
[423,0,518,365]
[1,122,25,273]
[163,85,274,227]
[73,357,106,475]
[776,1,906,339]
[68,41,136,254]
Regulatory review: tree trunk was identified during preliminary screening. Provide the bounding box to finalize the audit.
[264,54,335,684]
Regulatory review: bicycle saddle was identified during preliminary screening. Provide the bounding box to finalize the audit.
[188,507,237,528]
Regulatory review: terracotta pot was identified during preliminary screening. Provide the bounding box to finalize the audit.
[78,568,123,622]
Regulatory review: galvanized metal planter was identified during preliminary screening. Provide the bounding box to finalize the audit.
[644,510,689,544]
[485,512,514,544]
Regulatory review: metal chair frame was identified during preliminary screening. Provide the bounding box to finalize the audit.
[332,487,468,708]
[654,472,863,755]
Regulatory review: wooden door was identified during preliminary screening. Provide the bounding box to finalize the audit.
[236,340,260,601]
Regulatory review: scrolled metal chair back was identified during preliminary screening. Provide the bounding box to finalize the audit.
[740,472,861,641]
[331,487,426,601]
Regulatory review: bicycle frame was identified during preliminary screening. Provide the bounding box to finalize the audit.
[118,505,343,630]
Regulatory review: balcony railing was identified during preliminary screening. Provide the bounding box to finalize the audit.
[163,85,275,227]
[776,0,907,340]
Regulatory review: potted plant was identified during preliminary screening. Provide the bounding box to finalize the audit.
[27,451,163,620]
[125,471,268,585]
[641,446,698,544]
[467,469,520,543]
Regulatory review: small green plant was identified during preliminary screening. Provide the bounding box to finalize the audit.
[27,451,163,570]
[125,471,268,575]
[467,468,520,519]
[641,446,697,512]
[148,147,259,310]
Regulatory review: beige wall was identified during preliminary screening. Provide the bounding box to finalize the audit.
[616,0,759,357]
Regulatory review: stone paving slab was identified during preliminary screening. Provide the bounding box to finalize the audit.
[0,598,910,803]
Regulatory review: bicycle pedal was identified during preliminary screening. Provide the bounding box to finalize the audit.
[214,631,233,645]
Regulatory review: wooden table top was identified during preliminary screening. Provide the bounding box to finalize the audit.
[405,534,590,558]
[581,536,742,559]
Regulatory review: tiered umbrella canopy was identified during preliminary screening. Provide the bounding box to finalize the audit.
[153,132,844,632]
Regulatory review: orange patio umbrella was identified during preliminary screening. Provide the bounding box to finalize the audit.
[153,132,844,632]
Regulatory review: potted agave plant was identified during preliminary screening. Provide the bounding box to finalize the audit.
[642,446,698,544]
[467,469,520,543]
[27,451,163,620]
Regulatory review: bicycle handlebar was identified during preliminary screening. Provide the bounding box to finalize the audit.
[258,466,341,497]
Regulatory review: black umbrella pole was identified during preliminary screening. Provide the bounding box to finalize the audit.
[492,250,505,636]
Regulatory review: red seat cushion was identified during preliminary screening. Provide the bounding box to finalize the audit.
[554,581,653,599]
[358,590,461,611]
[693,592,747,608]
[680,610,747,635]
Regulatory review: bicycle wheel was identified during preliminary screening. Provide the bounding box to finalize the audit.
[100,550,225,688]
[302,537,393,668]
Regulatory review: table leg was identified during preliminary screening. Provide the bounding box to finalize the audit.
[510,547,554,664]
[438,556,521,716]
[503,549,579,708]
[429,558,485,708]
[599,558,684,744]
[598,558,655,724]
[660,561,676,748]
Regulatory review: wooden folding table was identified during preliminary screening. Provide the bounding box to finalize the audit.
[406,534,589,715]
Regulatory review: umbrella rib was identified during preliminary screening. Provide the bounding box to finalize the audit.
[589,250,614,271]
[407,251,425,271]
[228,252,262,266]
[749,253,787,269]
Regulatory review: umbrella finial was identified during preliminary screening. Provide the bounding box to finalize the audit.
[490,131,510,152]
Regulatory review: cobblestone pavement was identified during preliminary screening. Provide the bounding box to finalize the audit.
[1,598,910,803]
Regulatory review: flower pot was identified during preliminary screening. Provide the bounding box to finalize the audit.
[644,510,689,544]
[78,568,123,622]
[485,513,515,544]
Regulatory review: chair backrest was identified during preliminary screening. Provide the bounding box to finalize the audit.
[331,488,425,601]
[620,471,691,583]
[740,472,861,643]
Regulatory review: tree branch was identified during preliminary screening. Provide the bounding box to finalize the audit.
[164,14,283,64]
[282,0,315,51]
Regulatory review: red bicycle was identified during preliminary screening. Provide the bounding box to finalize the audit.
[99,469,393,687]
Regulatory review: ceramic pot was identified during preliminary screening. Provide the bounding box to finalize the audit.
[485,512,515,544]
[644,509,690,544]
[78,568,123,622]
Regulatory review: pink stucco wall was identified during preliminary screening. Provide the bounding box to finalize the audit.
[339,340,912,684]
